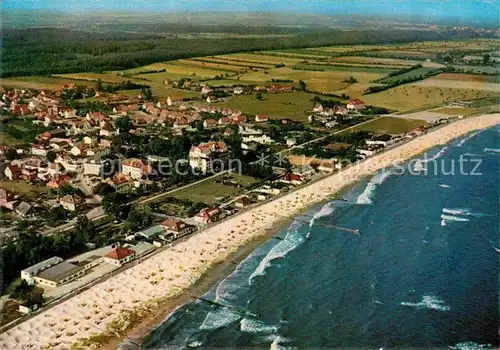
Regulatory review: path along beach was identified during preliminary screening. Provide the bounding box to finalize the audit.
[1,113,499,349]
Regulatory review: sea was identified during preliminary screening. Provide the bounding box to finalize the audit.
[143,126,499,349]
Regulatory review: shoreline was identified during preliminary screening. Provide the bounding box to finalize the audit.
[1,114,498,350]
[103,216,293,349]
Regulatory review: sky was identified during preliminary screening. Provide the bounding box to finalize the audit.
[3,0,499,25]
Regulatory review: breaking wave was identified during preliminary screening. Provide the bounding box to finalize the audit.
[439,184,451,188]
[310,202,336,227]
[484,148,500,154]
[413,146,448,171]
[450,342,492,350]
[240,318,278,334]
[356,170,392,204]
[440,214,470,222]
[199,307,241,331]
[400,295,450,311]
[456,132,479,147]
[248,221,306,284]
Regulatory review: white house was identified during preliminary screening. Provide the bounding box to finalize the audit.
[122,158,152,180]
[242,134,274,144]
[189,141,228,173]
[347,99,365,111]
[103,247,136,267]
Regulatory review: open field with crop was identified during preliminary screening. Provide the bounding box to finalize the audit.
[0,180,51,199]
[412,77,499,92]
[358,50,436,59]
[362,85,498,111]
[216,53,304,65]
[54,72,127,84]
[237,67,386,94]
[343,116,426,134]
[168,174,259,204]
[432,107,480,116]
[189,57,274,70]
[214,91,323,120]
[433,73,496,83]
[1,76,93,90]
[448,65,500,75]
[173,59,243,73]
[292,63,399,73]
[377,67,438,84]
[306,45,390,53]
[332,56,444,68]
[133,63,234,79]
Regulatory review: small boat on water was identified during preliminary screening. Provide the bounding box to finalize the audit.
[306,232,311,239]
[494,246,500,253]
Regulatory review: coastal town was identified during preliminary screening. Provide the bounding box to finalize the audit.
[1,5,499,348]
[0,77,449,327]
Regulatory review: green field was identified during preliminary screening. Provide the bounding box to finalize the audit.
[448,65,500,75]
[169,174,259,204]
[345,117,426,134]
[378,67,438,84]
[292,63,398,74]
[0,180,51,198]
[214,91,325,120]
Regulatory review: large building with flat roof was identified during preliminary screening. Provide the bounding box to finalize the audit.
[21,257,63,284]
[33,262,86,288]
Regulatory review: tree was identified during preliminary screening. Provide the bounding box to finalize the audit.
[95,79,103,91]
[483,53,491,65]
[144,88,153,101]
[125,204,153,231]
[256,93,263,100]
[5,147,18,161]
[74,215,96,242]
[115,116,133,133]
[299,80,307,91]
[102,192,129,218]
[46,150,57,163]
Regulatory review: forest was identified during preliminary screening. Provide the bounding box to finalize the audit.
[1,27,481,77]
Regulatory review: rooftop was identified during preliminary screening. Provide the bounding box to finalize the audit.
[37,262,85,283]
[22,257,63,275]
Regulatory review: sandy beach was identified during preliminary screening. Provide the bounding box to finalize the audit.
[1,114,498,350]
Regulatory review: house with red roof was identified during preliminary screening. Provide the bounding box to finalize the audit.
[161,218,196,239]
[189,141,229,173]
[279,173,305,186]
[103,247,136,266]
[255,114,269,123]
[4,164,22,180]
[122,158,153,180]
[47,174,71,190]
[347,99,365,111]
[195,207,225,224]
[203,118,218,129]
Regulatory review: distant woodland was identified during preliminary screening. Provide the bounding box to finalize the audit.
[2,27,482,77]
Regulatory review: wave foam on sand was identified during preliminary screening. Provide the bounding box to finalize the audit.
[1,114,498,350]
[356,170,392,204]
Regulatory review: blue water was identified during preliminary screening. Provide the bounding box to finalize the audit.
[144,126,500,349]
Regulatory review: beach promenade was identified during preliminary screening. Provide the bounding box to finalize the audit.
[1,114,498,350]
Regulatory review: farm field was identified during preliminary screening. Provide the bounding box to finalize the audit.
[237,67,387,94]
[1,76,92,90]
[358,50,436,59]
[173,59,243,73]
[306,45,390,53]
[0,181,51,199]
[433,73,497,83]
[214,91,324,120]
[332,56,444,68]
[362,85,498,111]
[189,57,274,69]
[292,63,399,73]
[448,65,500,75]
[377,67,438,84]
[344,116,426,134]
[412,77,499,92]
[432,107,480,116]
[168,174,259,204]
[217,53,304,65]
[129,63,233,79]
[54,72,127,84]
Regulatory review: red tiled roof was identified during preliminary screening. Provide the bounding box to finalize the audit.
[105,247,135,260]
